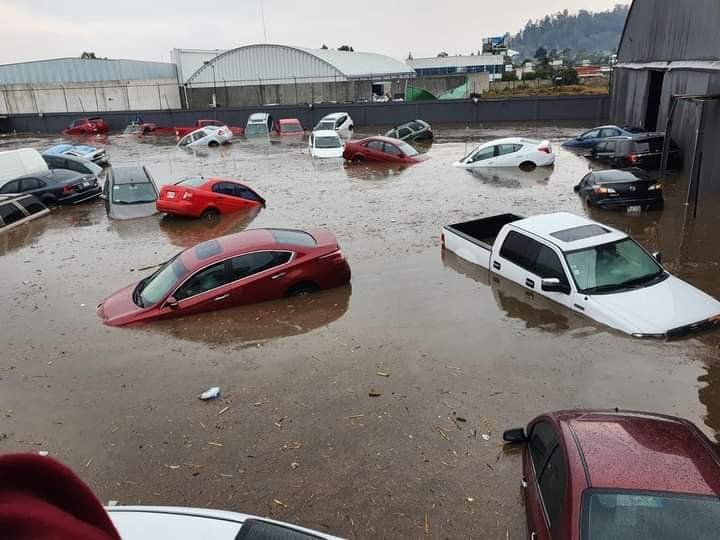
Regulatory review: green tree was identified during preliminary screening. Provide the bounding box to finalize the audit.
[320,44,328,50]
[80,51,97,59]
[338,45,354,52]
[502,71,518,82]
[558,66,580,85]
[534,46,547,59]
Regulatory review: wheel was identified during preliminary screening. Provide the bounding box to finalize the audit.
[208,140,220,148]
[41,195,58,207]
[351,155,365,163]
[519,161,536,171]
[200,208,220,220]
[286,282,319,297]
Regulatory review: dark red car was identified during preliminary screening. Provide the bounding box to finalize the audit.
[156,177,265,219]
[504,410,720,539]
[97,228,351,326]
[175,119,245,138]
[63,117,110,135]
[343,136,428,164]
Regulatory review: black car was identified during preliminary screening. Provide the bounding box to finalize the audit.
[574,168,663,211]
[385,119,433,142]
[589,133,682,170]
[0,169,101,205]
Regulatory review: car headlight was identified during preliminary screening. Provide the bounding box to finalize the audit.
[632,333,666,339]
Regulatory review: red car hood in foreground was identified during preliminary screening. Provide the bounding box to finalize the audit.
[97,283,146,326]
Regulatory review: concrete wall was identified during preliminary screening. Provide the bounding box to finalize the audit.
[0,79,181,114]
[3,94,610,134]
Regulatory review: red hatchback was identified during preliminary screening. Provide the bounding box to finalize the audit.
[343,136,429,164]
[156,177,265,219]
[63,117,110,135]
[97,228,351,326]
[504,410,720,539]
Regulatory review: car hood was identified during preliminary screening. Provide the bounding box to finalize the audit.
[412,154,430,162]
[97,283,146,326]
[587,275,720,335]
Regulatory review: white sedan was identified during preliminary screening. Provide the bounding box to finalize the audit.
[177,126,233,149]
[309,130,344,158]
[454,137,554,169]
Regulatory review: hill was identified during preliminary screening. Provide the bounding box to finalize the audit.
[508,4,629,59]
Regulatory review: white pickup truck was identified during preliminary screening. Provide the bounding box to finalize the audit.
[442,212,720,338]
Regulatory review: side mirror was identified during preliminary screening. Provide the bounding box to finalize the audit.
[652,251,662,263]
[573,184,580,192]
[541,277,571,294]
[165,297,179,309]
[503,428,527,444]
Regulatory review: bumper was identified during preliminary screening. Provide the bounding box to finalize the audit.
[61,186,102,205]
[156,199,202,217]
[592,196,663,210]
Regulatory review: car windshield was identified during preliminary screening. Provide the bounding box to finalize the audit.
[565,238,664,294]
[397,141,418,157]
[582,490,720,540]
[135,254,188,308]
[314,136,342,149]
[315,121,335,131]
[282,124,303,133]
[112,182,157,204]
[246,123,268,136]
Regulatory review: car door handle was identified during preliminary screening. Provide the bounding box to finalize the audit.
[214,294,230,302]
[521,477,528,489]
[526,278,535,288]
[271,272,286,280]
[530,533,538,540]
[492,261,501,270]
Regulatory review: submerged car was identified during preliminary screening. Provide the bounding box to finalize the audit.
[43,152,103,177]
[62,117,110,136]
[589,132,683,170]
[175,119,244,138]
[503,409,720,540]
[104,166,159,220]
[0,169,101,205]
[454,138,554,169]
[385,119,433,142]
[273,118,304,136]
[245,112,274,137]
[314,112,354,138]
[343,136,428,164]
[44,144,109,166]
[97,228,352,326]
[309,130,344,158]
[0,194,49,233]
[177,126,233,148]
[575,168,663,211]
[157,177,265,218]
[561,125,645,149]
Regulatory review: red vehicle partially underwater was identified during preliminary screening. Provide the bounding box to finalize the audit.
[343,136,428,164]
[156,177,265,219]
[63,117,110,135]
[97,229,351,326]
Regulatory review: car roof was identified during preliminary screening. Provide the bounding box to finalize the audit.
[513,212,627,252]
[46,144,73,153]
[559,411,720,495]
[248,113,269,121]
[477,137,540,148]
[359,135,404,144]
[111,166,150,184]
[278,118,301,124]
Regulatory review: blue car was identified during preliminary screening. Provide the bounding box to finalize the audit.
[561,125,645,149]
[44,143,109,165]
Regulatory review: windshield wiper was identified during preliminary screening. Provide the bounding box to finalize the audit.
[132,278,148,308]
[617,271,667,289]
[582,283,629,294]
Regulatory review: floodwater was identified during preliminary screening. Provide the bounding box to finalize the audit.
[1,124,719,538]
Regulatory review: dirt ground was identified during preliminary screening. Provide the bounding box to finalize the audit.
[1,123,719,538]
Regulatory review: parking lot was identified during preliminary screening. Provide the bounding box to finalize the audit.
[1,124,719,538]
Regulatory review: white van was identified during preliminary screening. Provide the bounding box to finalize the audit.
[0,149,49,187]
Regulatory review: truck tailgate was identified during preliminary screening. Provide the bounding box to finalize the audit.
[442,226,492,268]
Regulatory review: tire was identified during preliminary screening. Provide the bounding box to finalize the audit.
[519,161,537,171]
[286,282,319,297]
[200,208,220,220]
[41,195,58,206]
[208,141,220,148]
[351,155,365,163]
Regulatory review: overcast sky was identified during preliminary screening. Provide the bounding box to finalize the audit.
[2,0,630,65]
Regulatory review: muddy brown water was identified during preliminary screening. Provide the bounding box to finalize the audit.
[1,124,719,538]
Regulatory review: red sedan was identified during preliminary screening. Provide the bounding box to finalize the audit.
[63,117,110,135]
[343,136,429,164]
[97,228,351,326]
[156,177,265,219]
[503,410,720,539]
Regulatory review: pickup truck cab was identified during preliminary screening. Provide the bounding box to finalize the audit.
[442,212,720,338]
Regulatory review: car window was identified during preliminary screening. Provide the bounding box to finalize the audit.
[581,129,601,140]
[175,262,233,300]
[192,131,206,142]
[212,182,236,196]
[528,421,558,477]
[229,251,289,280]
[235,186,263,202]
[17,197,46,215]
[384,143,403,156]
[535,246,569,285]
[65,160,86,173]
[397,127,412,138]
[177,177,206,188]
[497,144,521,156]
[499,231,543,272]
[20,178,44,191]
[0,180,21,194]
[409,122,425,131]
[600,128,620,138]
[336,116,347,128]
[0,202,26,225]
[470,146,495,162]
[270,230,316,246]
[539,445,567,532]
[367,140,385,152]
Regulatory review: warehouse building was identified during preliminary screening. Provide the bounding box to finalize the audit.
[611,0,720,198]
[407,54,508,81]
[174,44,415,107]
[0,58,182,114]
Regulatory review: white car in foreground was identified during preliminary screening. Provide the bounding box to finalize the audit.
[177,125,233,148]
[454,137,554,169]
[442,212,720,338]
[314,112,354,138]
[309,130,345,158]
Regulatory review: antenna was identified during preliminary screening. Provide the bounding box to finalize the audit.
[260,0,268,43]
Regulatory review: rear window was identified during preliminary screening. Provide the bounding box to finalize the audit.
[634,138,664,153]
[177,177,206,188]
[112,182,157,205]
[271,230,316,247]
[281,123,303,133]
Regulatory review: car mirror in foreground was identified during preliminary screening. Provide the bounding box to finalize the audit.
[652,251,662,263]
[573,184,580,192]
[541,278,571,295]
[165,297,179,309]
[502,428,527,444]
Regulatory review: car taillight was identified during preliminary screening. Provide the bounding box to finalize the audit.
[182,191,193,200]
[628,153,639,164]
[538,145,552,154]
[648,182,663,191]
[593,185,616,194]
[63,184,76,194]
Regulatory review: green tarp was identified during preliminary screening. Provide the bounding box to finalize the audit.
[404,86,437,101]
[438,81,468,100]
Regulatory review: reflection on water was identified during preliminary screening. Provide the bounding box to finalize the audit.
[147,285,351,347]
[0,216,50,256]
[696,334,720,442]
[343,162,408,181]
[466,166,552,189]
[159,208,262,248]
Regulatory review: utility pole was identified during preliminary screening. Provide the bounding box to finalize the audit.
[260,0,268,43]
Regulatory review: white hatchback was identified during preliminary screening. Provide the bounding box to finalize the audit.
[177,126,233,148]
[309,130,345,158]
[314,112,354,138]
[454,137,555,169]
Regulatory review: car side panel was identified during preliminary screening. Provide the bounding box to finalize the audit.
[229,258,298,306]
[523,446,551,540]
[171,283,233,317]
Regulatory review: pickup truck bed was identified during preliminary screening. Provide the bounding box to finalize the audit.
[443,214,523,267]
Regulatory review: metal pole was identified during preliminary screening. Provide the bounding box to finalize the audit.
[260,0,268,42]
[659,95,678,179]
[686,101,706,215]
[62,86,69,112]
[212,65,217,107]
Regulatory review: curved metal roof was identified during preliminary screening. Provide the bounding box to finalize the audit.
[186,44,414,87]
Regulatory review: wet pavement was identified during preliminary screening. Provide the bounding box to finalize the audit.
[1,124,719,538]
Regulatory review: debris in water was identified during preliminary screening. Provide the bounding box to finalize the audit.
[199,387,220,400]
[272,498,288,508]
[291,462,300,470]
[208,442,223,447]
[369,390,382,397]
[217,406,230,416]
[481,433,490,441]
[434,427,450,441]
[38,451,49,457]
[376,372,390,377]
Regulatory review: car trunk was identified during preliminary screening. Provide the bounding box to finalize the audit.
[604,179,654,198]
